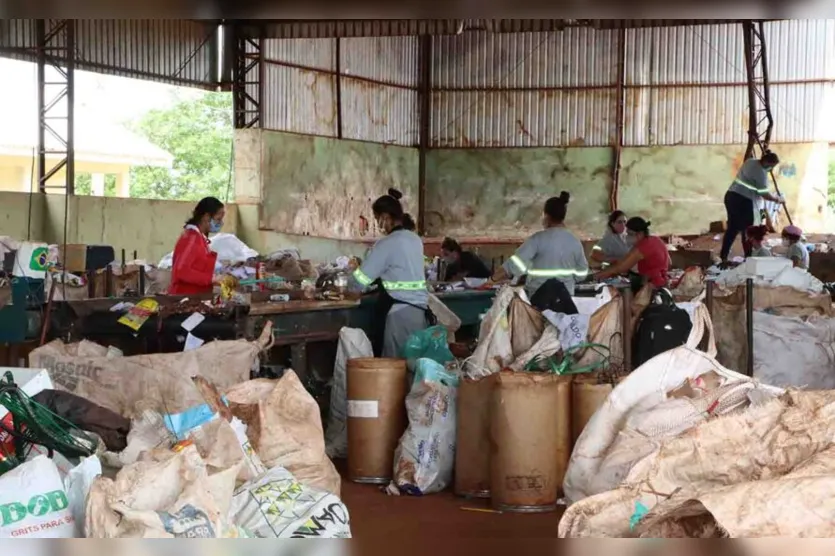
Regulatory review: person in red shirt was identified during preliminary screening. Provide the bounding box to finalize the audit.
[169,197,226,295]
[594,216,670,290]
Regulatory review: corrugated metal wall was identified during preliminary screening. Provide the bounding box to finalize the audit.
[424,20,834,148]
[431,29,618,148]
[260,36,419,146]
[0,19,218,89]
[255,20,834,148]
[624,20,835,146]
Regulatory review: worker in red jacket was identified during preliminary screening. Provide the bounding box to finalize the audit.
[169,197,225,295]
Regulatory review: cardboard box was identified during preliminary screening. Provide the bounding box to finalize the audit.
[58,244,88,273]
[709,221,728,234]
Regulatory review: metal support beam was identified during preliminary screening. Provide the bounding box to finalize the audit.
[37,19,75,195]
[610,27,626,213]
[335,38,343,139]
[417,34,432,236]
[232,27,262,129]
[742,20,792,225]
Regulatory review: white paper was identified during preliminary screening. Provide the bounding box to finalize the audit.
[180,312,206,333]
[184,333,205,351]
[347,400,379,419]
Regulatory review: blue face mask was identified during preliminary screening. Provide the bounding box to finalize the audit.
[209,219,223,234]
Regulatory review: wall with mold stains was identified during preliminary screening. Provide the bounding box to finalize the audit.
[618,142,831,235]
[424,147,613,240]
[425,142,831,240]
[258,131,418,239]
[233,128,831,263]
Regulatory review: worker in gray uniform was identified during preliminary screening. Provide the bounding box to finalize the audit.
[351,188,434,358]
[489,192,589,314]
[720,151,784,265]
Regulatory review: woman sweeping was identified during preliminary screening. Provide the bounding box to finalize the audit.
[351,189,433,357]
[489,192,588,313]
[720,151,784,265]
[595,217,670,292]
[169,197,226,295]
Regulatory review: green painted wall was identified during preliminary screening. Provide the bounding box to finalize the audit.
[0,192,239,264]
[233,130,832,264]
[425,147,613,240]
[0,192,45,242]
[258,132,418,239]
[425,142,830,240]
[619,142,829,236]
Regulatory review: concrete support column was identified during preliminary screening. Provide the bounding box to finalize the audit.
[91,173,105,196]
[115,171,131,198]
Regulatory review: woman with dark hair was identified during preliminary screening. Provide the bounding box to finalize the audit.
[595,216,670,290]
[440,237,491,282]
[746,225,772,257]
[169,196,225,295]
[590,210,630,266]
[489,192,588,309]
[351,189,432,358]
[721,151,785,265]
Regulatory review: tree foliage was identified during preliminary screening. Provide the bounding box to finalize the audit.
[829,156,835,209]
[75,92,233,201]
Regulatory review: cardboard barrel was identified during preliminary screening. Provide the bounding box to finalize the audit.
[571,375,624,445]
[454,375,496,498]
[346,357,407,484]
[490,372,571,513]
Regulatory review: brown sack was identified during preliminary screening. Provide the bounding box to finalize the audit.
[225,371,341,496]
[86,444,241,538]
[29,324,272,418]
[508,297,545,358]
[490,372,571,511]
[712,286,832,371]
[454,374,497,498]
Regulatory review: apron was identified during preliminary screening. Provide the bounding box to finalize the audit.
[369,226,437,356]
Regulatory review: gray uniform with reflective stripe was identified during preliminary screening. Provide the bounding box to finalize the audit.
[503,227,589,297]
[728,158,770,201]
[351,229,428,308]
[593,229,630,261]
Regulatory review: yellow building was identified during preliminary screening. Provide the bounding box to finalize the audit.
[0,118,173,196]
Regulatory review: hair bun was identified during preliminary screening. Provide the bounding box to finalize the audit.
[645,220,652,227]
[558,191,570,204]
[388,188,403,201]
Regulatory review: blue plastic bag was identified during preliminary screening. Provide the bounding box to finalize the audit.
[402,325,455,369]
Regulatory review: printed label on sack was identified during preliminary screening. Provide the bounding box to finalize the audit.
[156,504,215,538]
[347,400,378,419]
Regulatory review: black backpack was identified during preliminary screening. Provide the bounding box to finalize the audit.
[632,289,693,368]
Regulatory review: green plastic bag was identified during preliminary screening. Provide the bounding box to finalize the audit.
[402,325,455,369]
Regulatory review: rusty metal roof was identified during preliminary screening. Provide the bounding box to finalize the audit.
[230,19,763,39]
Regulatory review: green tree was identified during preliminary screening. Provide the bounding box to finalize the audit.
[75,173,116,196]
[127,92,233,201]
[829,155,835,209]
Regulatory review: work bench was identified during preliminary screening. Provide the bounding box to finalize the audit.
[244,290,496,379]
[41,289,497,381]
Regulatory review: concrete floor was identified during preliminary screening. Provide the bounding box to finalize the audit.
[341,479,563,538]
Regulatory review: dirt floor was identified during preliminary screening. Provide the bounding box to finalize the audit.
[341,478,563,538]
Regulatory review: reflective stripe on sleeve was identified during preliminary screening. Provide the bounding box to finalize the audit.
[509,255,528,273]
[734,178,769,195]
[353,269,373,287]
[381,280,427,291]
